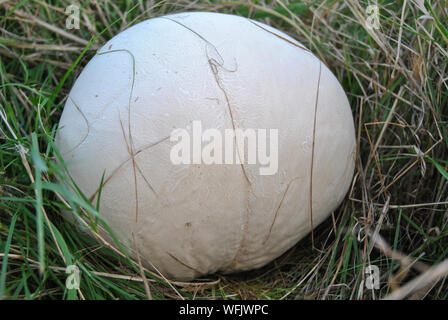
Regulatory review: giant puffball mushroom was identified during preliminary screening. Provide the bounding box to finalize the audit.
[56,12,356,280]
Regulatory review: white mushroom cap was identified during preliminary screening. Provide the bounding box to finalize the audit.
[56,12,356,280]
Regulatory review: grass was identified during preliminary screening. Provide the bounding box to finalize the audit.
[0,0,447,300]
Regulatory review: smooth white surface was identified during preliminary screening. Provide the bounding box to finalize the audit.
[56,12,356,280]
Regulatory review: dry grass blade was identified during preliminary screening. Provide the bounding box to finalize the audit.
[383,259,448,300]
